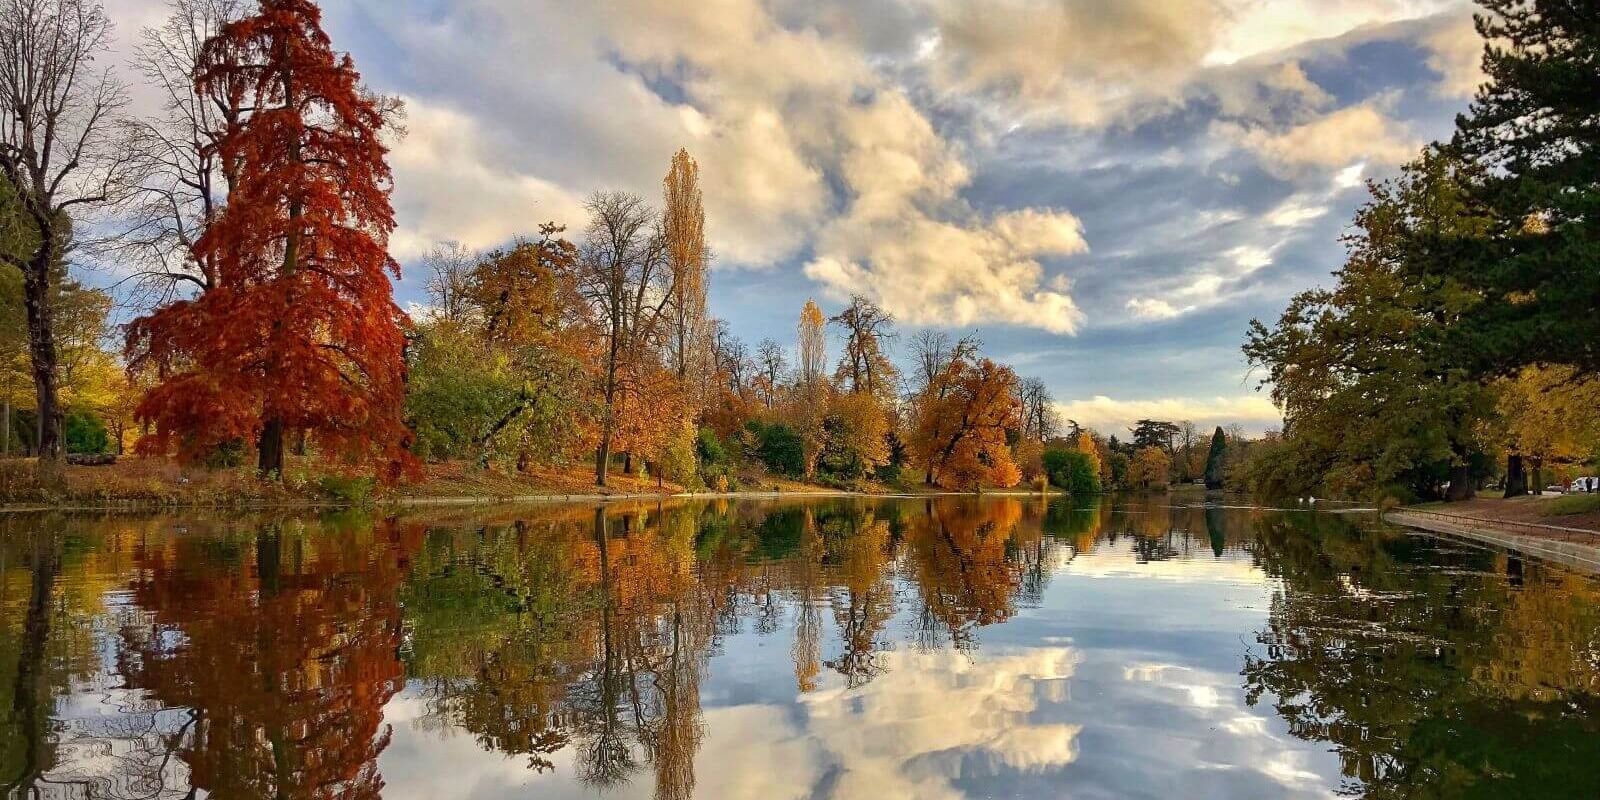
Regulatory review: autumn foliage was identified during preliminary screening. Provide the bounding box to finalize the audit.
[909,351,1022,490]
[127,0,413,480]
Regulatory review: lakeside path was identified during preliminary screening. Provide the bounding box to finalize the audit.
[1387,503,1600,574]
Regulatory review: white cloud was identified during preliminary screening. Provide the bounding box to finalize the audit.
[1126,297,1188,320]
[1056,394,1282,434]
[1217,102,1422,177]
[1267,197,1331,228]
[797,647,1082,799]
[807,207,1089,335]
[367,0,1093,334]
[1422,13,1487,97]
[1203,0,1463,66]
[386,99,589,260]
[922,0,1222,128]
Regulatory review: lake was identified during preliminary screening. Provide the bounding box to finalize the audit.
[1,496,1597,799]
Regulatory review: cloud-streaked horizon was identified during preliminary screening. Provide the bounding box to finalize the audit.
[98,0,1484,433]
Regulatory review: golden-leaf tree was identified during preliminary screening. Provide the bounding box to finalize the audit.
[663,149,708,386]
[910,350,1023,490]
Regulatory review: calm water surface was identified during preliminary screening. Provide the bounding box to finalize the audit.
[1,496,1598,799]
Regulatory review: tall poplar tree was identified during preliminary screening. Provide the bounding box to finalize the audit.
[662,149,708,383]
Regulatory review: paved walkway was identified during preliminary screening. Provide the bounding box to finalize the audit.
[1386,510,1600,574]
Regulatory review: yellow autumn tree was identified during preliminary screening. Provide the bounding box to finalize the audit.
[791,300,830,475]
[1075,432,1102,485]
[1127,446,1171,491]
[1496,366,1600,488]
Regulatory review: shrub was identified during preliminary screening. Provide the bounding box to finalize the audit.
[317,474,375,504]
[694,426,735,490]
[658,423,702,491]
[201,438,247,469]
[64,410,109,455]
[1042,448,1098,494]
[748,421,805,477]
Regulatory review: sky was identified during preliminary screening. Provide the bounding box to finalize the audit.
[100,0,1486,435]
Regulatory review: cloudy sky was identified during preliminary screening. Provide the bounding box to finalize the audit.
[103,0,1486,434]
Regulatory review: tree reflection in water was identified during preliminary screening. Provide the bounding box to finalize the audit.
[0,497,1597,798]
[1243,511,1600,798]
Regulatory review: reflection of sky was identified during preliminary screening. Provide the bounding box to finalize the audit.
[379,535,1340,799]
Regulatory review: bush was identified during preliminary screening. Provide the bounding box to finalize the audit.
[201,438,247,469]
[317,474,375,504]
[657,423,702,491]
[1041,448,1098,494]
[64,410,108,455]
[748,421,805,477]
[694,427,734,490]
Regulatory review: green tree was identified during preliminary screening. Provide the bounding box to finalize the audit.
[1244,150,1497,501]
[1129,419,1179,451]
[1204,426,1227,489]
[1041,447,1097,494]
[748,420,805,477]
[406,231,594,468]
[1445,0,1600,377]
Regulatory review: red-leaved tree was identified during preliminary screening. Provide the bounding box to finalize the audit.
[127,0,413,480]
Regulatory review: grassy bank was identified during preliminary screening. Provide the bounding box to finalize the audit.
[1404,495,1600,534]
[0,456,897,512]
[0,455,1116,513]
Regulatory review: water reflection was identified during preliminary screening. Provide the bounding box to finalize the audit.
[0,496,1595,799]
[1244,511,1600,798]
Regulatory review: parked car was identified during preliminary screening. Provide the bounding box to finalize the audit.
[1545,484,1568,494]
[1571,476,1599,493]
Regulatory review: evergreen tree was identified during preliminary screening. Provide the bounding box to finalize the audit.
[1204,426,1227,490]
[1447,0,1600,376]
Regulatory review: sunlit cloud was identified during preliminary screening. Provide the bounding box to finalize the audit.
[1055,394,1282,435]
[94,0,1484,403]
[1215,101,1422,178]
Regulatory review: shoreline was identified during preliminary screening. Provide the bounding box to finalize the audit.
[0,487,1081,515]
[1385,509,1600,574]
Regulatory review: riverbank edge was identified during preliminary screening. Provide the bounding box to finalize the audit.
[0,487,1074,515]
[1385,510,1600,574]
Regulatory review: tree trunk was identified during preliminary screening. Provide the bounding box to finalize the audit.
[1445,464,1475,501]
[258,417,285,476]
[1504,454,1527,498]
[623,452,634,475]
[1531,458,1544,496]
[22,241,64,487]
[595,434,612,487]
[3,534,59,795]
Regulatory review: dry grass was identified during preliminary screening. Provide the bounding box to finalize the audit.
[396,460,688,499]
[0,455,863,511]
[0,457,304,508]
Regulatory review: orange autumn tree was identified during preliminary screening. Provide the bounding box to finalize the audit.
[126,0,412,480]
[910,347,1023,490]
